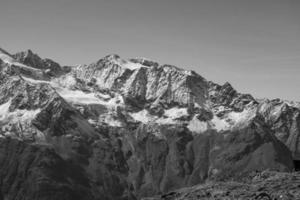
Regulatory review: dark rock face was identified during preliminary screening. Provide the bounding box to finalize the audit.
[205,121,294,180]
[0,123,293,200]
[87,135,133,200]
[0,138,93,200]
[124,122,293,198]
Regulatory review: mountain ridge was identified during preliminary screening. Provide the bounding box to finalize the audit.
[0,47,299,200]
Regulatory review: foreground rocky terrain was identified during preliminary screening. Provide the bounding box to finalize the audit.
[0,47,299,199]
[145,171,300,200]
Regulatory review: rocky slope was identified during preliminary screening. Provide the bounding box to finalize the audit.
[0,138,94,200]
[0,47,299,199]
[144,171,300,200]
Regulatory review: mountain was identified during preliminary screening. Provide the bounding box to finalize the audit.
[0,47,299,200]
[13,49,65,77]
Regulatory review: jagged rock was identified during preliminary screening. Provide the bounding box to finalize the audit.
[74,54,208,108]
[13,49,63,77]
[195,108,213,121]
[0,49,46,80]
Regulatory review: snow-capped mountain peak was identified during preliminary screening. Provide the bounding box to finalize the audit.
[0,47,299,199]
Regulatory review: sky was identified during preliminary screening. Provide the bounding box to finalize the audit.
[0,0,299,101]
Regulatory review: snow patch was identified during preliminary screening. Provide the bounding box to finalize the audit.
[123,61,144,70]
[156,117,177,124]
[102,115,123,127]
[164,107,188,119]
[210,116,229,131]
[57,89,104,105]
[22,76,50,84]
[96,92,111,100]
[0,100,11,121]
[56,87,125,108]
[0,99,40,123]
[227,108,256,125]
[130,108,189,125]
[88,119,97,125]
[19,109,41,120]
[130,107,190,125]
[53,75,77,88]
[187,108,256,133]
[106,94,124,107]
[194,103,202,109]
[113,57,148,70]
[187,116,208,133]
[129,110,154,123]
[22,75,122,107]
